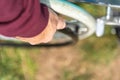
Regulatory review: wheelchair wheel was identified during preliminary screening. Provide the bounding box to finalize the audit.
[0,27,78,48]
[41,0,96,40]
[115,26,120,40]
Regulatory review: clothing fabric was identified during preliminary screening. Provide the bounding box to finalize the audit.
[0,0,49,37]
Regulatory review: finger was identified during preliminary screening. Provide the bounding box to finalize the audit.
[56,17,66,30]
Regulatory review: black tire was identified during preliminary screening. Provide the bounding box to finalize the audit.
[0,27,78,48]
[115,26,120,40]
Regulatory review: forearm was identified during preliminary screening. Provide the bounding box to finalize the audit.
[16,9,66,45]
[0,0,66,45]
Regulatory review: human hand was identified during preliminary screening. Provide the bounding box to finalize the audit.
[16,9,66,45]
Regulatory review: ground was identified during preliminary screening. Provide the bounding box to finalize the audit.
[29,39,120,80]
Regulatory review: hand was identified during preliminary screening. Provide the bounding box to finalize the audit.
[16,9,66,45]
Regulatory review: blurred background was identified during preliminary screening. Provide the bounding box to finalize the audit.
[0,2,120,80]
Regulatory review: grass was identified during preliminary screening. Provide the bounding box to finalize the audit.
[0,47,24,80]
[75,2,106,18]
[72,74,93,80]
[60,32,118,80]
[0,2,119,80]
[0,47,38,80]
[61,69,93,80]
[75,24,117,64]
[79,33,117,64]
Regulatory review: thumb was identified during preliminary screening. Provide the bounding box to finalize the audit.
[56,17,66,30]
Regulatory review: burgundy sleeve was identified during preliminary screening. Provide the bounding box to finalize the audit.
[0,0,49,37]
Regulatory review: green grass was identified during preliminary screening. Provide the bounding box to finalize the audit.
[72,74,92,80]
[77,26,118,64]
[62,70,92,80]
[75,2,106,18]
[0,47,38,80]
[0,47,24,80]
[80,34,117,64]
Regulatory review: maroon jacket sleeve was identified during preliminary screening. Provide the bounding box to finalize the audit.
[0,0,49,37]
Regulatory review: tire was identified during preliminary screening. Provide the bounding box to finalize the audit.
[0,27,78,48]
[115,26,120,40]
[41,0,96,40]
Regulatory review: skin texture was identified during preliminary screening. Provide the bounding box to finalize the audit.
[16,9,66,45]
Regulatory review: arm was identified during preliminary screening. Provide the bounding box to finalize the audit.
[16,9,66,45]
[0,0,65,45]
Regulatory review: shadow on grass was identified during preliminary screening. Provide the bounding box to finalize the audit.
[78,27,118,64]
